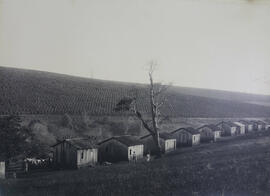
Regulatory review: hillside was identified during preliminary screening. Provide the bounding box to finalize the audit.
[1,66,270,117]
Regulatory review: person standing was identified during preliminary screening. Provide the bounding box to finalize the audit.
[132,151,137,163]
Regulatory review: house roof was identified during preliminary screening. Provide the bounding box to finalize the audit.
[239,120,252,125]
[159,132,175,140]
[52,138,97,149]
[217,121,237,128]
[249,120,264,125]
[263,119,270,124]
[262,119,270,124]
[98,135,142,147]
[171,127,200,135]
[198,124,221,131]
[257,120,266,125]
[140,132,175,140]
[233,122,245,127]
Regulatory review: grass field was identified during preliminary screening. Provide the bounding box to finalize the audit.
[1,130,270,196]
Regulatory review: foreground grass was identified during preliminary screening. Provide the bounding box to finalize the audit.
[1,131,270,196]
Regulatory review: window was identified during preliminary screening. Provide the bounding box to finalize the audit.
[81,151,84,159]
[130,149,132,155]
[193,136,196,142]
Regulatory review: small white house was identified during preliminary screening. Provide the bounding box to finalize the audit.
[217,122,237,136]
[171,127,200,147]
[52,138,98,169]
[234,122,246,135]
[98,135,144,163]
[197,124,222,142]
[140,132,176,155]
[239,120,253,132]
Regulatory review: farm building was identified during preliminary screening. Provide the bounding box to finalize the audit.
[140,132,176,155]
[239,120,253,133]
[52,138,98,169]
[217,121,237,136]
[171,127,200,147]
[98,135,144,163]
[197,124,221,142]
[233,122,246,135]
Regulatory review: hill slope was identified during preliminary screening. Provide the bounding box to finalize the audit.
[1,66,270,117]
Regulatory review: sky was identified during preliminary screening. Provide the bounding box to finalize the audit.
[0,0,270,94]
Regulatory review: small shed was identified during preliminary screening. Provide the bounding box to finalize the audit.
[233,122,246,135]
[171,127,200,147]
[239,120,253,133]
[216,122,237,136]
[98,135,144,163]
[197,124,221,142]
[140,132,176,155]
[52,138,98,169]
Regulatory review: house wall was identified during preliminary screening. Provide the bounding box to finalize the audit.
[198,127,214,143]
[252,123,258,131]
[77,149,98,168]
[98,140,128,163]
[128,145,144,161]
[192,134,200,145]
[222,124,236,136]
[239,126,245,134]
[0,162,5,179]
[214,131,221,141]
[265,125,270,130]
[53,142,77,169]
[141,137,165,155]
[164,139,176,153]
[172,131,191,147]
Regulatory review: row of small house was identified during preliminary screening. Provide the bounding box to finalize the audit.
[52,119,270,169]
[1,119,269,179]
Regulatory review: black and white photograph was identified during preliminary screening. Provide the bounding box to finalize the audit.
[0,0,270,195]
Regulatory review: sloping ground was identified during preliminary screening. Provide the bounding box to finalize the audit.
[1,66,270,117]
[1,131,270,196]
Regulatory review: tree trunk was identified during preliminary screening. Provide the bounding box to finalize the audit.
[149,71,162,157]
[152,132,162,158]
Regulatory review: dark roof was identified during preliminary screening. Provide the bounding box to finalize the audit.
[239,120,251,125]
[171,127,200,135]
[52,138,97,149]
[198,124,220,131]
[159,132,175,140]
[249,120,264,125]
[263,119,270,124]
[98,135,142,147]
[140,132,175,140]
[257,120,266,125]
[226,121,238,127]
[216,121,237,127]
[262,119,270,124]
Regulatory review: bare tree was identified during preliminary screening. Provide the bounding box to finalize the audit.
[115,61,170,157]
